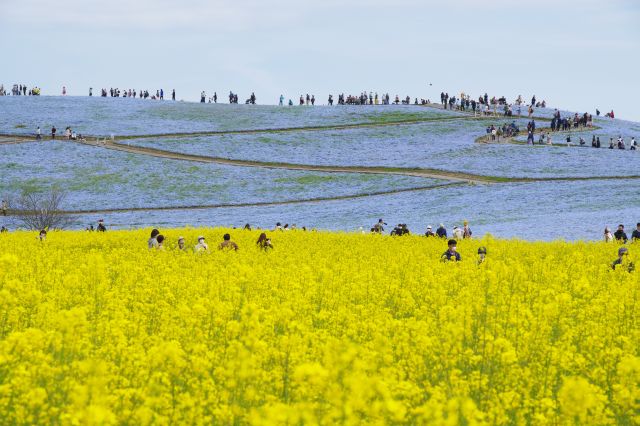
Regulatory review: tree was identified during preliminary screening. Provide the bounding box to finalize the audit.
[12,189,76,230]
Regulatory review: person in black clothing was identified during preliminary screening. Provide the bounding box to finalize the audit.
[390,224,410,236]
[441,239,461,262]
[614,224,627,243]
[372,219,386,233]
[97,219,107,232]
[436,224,447,238]
[172,89,175,101]
[425,225,435,237]
[477,246,487,264]
[632,223,640,241]
[51,126,57,139]
[612,247,634,272]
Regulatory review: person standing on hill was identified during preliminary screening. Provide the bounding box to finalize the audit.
[51,126,57,139]
[614,224,628,243]
[441,239,461,262]
[632,223,640,241]
[1,199,7,216]
[96,219,106,232]
[436,224,447,238]
[425,226,435,237]
[36,126,41,140]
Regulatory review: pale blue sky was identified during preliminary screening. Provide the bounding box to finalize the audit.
[1,0,639,120]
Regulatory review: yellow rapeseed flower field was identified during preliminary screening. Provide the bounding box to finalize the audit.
[0,229,638,425]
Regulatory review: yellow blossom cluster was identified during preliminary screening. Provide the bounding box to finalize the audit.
[0,229,638,425]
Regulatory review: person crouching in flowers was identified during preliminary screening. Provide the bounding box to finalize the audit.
[477,246,487,265]
[441,239,461,262]
[256,233,273,251]
[612,247,634,272]
[195,236,208,252]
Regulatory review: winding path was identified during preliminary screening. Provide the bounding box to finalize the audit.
[75,139,499,183]
[45,182,465,215]
[72,139,640,184]
[3,109,637,217]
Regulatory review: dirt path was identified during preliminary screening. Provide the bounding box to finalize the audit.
[9,182,464,216]
[75,139,497,183]
[75,140,640,183]
[0,113,488,142]
[0,137,42,146]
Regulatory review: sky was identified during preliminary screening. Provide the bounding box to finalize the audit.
[1,0,639,120]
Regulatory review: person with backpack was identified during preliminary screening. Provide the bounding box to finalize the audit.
[463,221,472,239]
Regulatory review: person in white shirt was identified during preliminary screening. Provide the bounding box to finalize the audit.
[195,236,209,252]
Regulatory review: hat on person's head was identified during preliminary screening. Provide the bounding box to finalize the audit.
[464,220,468,225]
[178,236,184,241]
[478,246,487,254]
[98,219,104,223]
[619,247,629,256]
[448,239,457,247]
[427,225,432,230]
[198,236,205,241]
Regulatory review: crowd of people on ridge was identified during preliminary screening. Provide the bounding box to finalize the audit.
[0,84,41,96]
